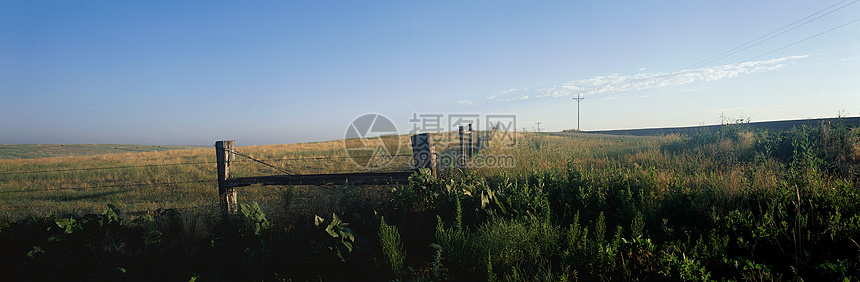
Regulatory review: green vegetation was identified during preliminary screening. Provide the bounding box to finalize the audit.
[379,216,406,274]
[1,120,859,280]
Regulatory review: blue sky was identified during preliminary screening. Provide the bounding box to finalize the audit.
[1,0,858,146]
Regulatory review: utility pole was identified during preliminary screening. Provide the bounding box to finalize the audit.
[535,121,542,132]
[573,93,585,131]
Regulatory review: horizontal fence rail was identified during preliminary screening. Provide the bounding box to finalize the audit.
[222,171,413,188]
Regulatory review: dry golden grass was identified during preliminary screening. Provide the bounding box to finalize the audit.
[850,128,860,161]
[7,127,849,225]
[0,137,413,221]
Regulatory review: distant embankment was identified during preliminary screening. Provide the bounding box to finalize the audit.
[582,117,860,136]
[0,144,208,159]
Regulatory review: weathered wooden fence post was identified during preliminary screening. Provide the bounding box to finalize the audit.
[468,123,473,158]
[458,126,466,168]
[410,133,437,178]
[215,140,238,216]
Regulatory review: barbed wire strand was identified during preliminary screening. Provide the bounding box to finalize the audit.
[1,179,215,193]
[0,149,416,176]
[248,153,413,163]
[0,161,217,176]
[230,149,326,186]
[1,148,415,190]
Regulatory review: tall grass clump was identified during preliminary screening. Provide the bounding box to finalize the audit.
[435,215,561,280]
[379,216,406,275]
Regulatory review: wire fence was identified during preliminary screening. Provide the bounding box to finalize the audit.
[0,180,216,193]
[0,147,422,223]
[0,148,415,194]
[0,161,219,175]
[227,149,414,186]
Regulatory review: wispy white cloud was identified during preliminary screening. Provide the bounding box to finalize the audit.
[457,100,476,105]
[503,95,529,102]
[487,88,516,100]
[487,55,808,102]
[678,86,714,93]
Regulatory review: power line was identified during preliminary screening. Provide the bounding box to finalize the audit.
[741,16,860,63]
[548,1,859,126]
[600,14,860,101]
[543,98,574,122]
[685,0,859,70]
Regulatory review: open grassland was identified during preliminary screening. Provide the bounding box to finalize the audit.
[0,144,208,159]
[0,136,415,221]
[2,121,860,281]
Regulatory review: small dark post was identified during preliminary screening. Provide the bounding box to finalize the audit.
[458,126,466,168]
[476,137,483,152]
[215,140,237,216]
[468,123,473,158]
[410,133,437,178]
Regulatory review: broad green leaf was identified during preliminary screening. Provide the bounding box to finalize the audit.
[341,227,356,242]
[314,215,325,227]
[326,223,339,238]
[26,246,44,259]
[342,241,353,252]
[331,213,342,226]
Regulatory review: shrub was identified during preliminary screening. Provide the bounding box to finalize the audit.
[379,216,406,275]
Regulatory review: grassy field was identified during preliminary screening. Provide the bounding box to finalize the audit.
[2,121,859,281]
[0,137,416,221]
[0,144,209,159]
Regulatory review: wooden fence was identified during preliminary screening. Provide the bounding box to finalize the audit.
[215,124,492,215]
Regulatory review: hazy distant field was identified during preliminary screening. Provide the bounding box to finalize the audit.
[0,144,208,159]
